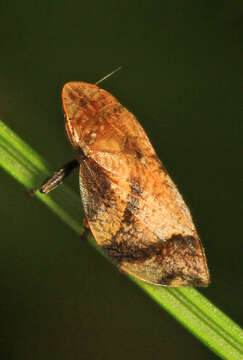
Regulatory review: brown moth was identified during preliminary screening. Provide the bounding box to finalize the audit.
[35,79,210,287]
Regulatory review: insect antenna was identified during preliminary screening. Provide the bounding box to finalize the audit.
[95,66,122,85]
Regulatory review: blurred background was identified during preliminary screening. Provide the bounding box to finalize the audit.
[0,1,242,359]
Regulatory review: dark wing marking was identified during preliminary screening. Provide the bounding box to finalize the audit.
[79,157,128,246]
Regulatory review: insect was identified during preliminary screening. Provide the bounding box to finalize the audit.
[32,72,210,287]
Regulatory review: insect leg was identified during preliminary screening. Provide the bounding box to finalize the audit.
[82,217,89,229]
[80,217,90,242]
[29,159,79,195]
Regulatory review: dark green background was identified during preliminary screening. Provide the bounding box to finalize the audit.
[0,1,242,359]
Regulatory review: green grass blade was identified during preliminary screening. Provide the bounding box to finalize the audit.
[0,119,242,360]
[134,282,243,360]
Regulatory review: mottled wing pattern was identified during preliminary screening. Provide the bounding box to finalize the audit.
[62,82,210,286]
[79,157,128,246]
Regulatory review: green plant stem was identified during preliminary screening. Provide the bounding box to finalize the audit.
[0,119,242,360]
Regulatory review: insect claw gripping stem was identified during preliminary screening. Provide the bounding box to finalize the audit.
[28,159,79,196]
[80,228,90,242]
[79,217,91,242]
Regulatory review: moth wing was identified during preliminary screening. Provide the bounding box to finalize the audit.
[110,177,209,287]
[79,153,209,287]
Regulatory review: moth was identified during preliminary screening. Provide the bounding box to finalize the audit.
[33,77,210,287]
